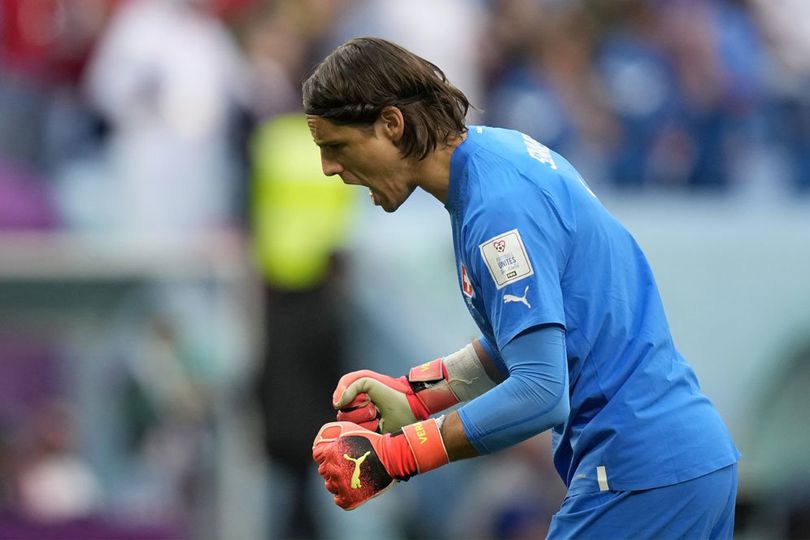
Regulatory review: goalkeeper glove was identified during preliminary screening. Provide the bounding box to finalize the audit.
[333,358,459,433]
[312,418,448,510]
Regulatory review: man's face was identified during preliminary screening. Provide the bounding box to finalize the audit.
[307,114,416,212]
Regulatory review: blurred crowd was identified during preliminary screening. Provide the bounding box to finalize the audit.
[1,0,809,236]
[1,0,810,539]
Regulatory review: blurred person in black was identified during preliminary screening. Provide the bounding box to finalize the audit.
[237,5,360,536]
[250,112,356,539]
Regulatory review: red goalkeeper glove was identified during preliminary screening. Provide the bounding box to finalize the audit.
[312,418,449,510]
[333,359,460,433]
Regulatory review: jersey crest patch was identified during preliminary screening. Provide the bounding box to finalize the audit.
[479,229,534,289]
[460,263,474,298]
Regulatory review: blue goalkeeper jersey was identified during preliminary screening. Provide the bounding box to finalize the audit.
[447,126,740,496]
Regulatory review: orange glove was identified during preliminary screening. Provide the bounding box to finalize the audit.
[312,418,449,510]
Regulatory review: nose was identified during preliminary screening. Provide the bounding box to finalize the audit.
[321,156,344,177]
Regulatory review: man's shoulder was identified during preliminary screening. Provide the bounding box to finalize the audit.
[466,127,570,188]
[465,126,525,164]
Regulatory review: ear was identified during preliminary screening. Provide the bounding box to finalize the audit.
[377,106,405,143]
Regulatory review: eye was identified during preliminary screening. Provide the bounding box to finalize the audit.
[321,143,342,156]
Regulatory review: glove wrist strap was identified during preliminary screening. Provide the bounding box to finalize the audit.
[400,418,450,474]
[407,358,460,414]
[407,339,496,413]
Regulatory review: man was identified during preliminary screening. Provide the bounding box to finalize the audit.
[305,37,740,538]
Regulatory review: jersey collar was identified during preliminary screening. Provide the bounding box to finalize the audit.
[446,125,483,214]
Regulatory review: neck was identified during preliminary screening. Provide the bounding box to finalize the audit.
[412,132,467,204]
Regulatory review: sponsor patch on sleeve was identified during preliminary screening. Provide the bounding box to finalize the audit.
[479,229,534,289]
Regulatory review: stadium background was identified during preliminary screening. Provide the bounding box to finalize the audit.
[0,0,808,538]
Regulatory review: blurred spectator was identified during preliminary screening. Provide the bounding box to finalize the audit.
[484,0,615,188]
[0,397,184,540]
[0,0,114,232]
[485,1,580,154]
[14,401,101,523]
[250,113,357,539]
[589,0,685,190]
[653,0,769,192]
[241,10,305,119]
[236,6,362,538]
[237,1,335,120]
[327,0,486,120]
[749,0,810,194]
[83,0,251,235]
[0,0,113,172]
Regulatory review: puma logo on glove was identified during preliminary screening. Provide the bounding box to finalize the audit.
[343,451,372,488]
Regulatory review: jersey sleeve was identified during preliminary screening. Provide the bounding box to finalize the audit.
[464,162,572,351]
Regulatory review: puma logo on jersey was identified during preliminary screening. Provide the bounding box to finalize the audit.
[504,286,531,309]
[344,451,371,489]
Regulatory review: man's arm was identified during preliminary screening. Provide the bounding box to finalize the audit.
[440,336,507,460]
[314,324,570,509]
[439,411,478,460]
[453,324,569,455]
[332,337,504,433]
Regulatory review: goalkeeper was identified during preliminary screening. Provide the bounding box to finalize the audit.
[305,37,740,539]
